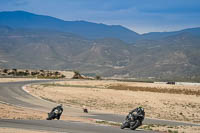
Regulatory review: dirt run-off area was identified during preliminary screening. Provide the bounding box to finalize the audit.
[0,102,97,132]
[0,78,43,83]
[1,102,200,133]
[0,101,94,122]
[26,80,200,124]
[1,78,200,133]
[0,128,54,133]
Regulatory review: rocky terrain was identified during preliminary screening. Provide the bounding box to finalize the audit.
[0,11,200,81]
[0,68,65,78]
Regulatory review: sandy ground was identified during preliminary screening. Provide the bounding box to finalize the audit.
[0,102,94,123]
[26,80,200,124]
[140,124,200,133]
[0,102,45,120]
[55,80,200,91]
[1,101,200,133]
[58,71,74,79]
[2,79,200,133]
[0,78,41,83]
[0,128,54,133]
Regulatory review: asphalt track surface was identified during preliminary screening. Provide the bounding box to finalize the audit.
[0,80,199,133]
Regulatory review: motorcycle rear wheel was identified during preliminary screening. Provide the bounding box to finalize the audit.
[120,121,129,129]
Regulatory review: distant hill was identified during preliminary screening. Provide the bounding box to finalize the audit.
[141,27,200,40]
[0,11,140,43]
[0,11,200,81]
[0,25,200,81]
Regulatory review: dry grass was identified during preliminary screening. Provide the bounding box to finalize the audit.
[107,85,200,96]
[140,124,200,133]
[26,80,200,124]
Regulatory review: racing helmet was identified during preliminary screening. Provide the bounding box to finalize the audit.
[138,106,144,112]
[58,104,63,107]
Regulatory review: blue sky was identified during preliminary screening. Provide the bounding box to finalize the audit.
[0,0,200,33]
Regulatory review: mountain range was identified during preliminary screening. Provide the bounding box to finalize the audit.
[0,11,140,43]
[0,11,200,81]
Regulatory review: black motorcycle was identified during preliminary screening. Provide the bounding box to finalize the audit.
[121,113,144,130]
[46,108,62,120]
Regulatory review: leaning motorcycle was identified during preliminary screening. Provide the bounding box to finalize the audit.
[46,109,62,120]
[121,112,144,130]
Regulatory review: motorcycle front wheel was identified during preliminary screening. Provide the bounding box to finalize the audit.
[120,121,129,129]
[120,124,125,129]
[130,120,141,130]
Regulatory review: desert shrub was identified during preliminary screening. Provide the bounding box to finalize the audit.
[95,75,101,80]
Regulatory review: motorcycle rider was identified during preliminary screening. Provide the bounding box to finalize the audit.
[127,106,145,123]
[50,104,63,120]
[121,106,145,130]
[129,106,145,116]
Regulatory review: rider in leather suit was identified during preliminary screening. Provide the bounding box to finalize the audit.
[127,106,145,122]
[51,104,63,120]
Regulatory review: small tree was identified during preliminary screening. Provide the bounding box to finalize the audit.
[3,69,8,73]
[12,69,17,72]
[95,75,101,80]
[72,70,82,79]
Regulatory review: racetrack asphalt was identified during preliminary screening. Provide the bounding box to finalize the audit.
[0,80,199,133]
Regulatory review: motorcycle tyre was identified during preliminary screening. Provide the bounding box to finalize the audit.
[130,120,141,130]
[120,122,129,129]
[46,113,55,120]
[120,124,125,129]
